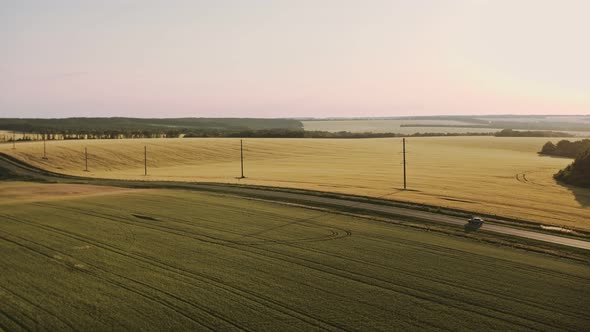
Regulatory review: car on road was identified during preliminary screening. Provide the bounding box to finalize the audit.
[468,216,485,225]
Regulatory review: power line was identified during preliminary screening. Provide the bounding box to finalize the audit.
[84,147,88,172]
[239,139,246,179]
[403,138,407,190]
[42,135,48,160]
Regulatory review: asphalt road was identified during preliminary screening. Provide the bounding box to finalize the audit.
[2,152,589,251]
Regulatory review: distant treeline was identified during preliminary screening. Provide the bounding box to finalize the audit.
[540,139,590,158]
[184,129,306,138]
[494,129,574,137]
[401,121,590,133]
[309,116,491,124]
[2,128,496,142]
[555,149,590,188]
[400,124,490,129]
[0,117,303,140]
[184,129,494,139]
[302,131,494,138]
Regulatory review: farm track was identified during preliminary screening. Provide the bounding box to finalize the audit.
[1,151,589,250]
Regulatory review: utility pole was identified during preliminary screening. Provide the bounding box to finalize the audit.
[402,138,407,190]
[42,135,48,159]
[84,147,88,171]
[144,145,147,176]
[240,139,245,178]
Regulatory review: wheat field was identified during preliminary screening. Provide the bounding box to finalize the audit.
[2,137,589,230]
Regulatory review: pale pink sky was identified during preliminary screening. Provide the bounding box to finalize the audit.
[0,0,588,118]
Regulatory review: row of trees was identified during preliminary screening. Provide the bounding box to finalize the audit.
[2,128,498,142]
[494,129,573,137]
[1,129,183,141]
[184,129,496,139]
[0,118,305,142]
[540,139,590,158]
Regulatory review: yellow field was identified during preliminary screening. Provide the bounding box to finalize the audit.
[2,137,589,230]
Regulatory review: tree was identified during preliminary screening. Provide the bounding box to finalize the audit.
[541,141,556,154]
[555,148,590,187]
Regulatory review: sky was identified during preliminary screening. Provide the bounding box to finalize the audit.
[0,0,589,118]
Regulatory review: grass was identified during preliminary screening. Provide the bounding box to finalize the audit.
[1,183,589,331]
[2,137,590,231]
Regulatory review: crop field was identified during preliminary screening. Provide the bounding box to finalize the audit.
[1,182,589,331]
[302,119,500,134]
[2,137,589,230]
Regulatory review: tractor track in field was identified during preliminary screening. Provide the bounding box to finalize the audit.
[358,233,590,283]
[166,210,587,325]
[106,203,590,327]
[1,214,353,332]
[0,231,305,332]
[0,308,28,332]
[34,200,353,246]
[515,172,533,185]
[14,206,358,330]
[65,197,590,318]
[277,238,589,323]
[0,229,225,332]
[0,284,77,331]
[132,194,571,275]
[2,206,575,331]
[513,168,565,190]
[14,205,443,330]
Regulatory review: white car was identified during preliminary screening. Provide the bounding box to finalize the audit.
[468,217,484,225]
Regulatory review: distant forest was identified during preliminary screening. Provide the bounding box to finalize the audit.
[1,116,588,141]
[184,130,494,139]
[399,115,590,133]
[494,129,574,137]
[554,149,590,188]
[0,118,303,140]
[0,117,498,141]
[539,139,590,188]
[540,139,590,158]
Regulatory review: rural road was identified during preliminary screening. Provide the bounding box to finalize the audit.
[1,152,590,251]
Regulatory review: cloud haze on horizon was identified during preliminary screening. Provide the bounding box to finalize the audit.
[0,0,588,118]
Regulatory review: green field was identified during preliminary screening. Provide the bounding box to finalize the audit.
[1,182,589,331]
